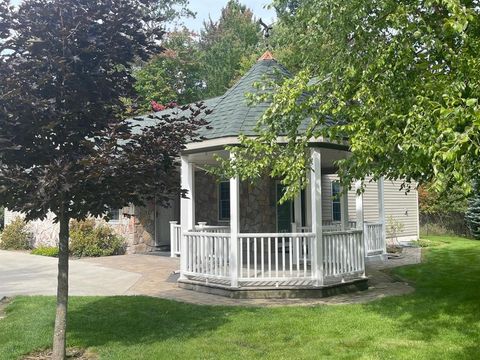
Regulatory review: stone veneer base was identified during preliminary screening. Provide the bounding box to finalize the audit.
[178,278,369,299]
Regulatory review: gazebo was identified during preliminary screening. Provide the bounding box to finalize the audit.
[170,52,386,298]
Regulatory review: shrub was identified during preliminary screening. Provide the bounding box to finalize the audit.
[69,219,125,257]
[0,217,32,250]
[386,215,405,245]
[31,246,59,257]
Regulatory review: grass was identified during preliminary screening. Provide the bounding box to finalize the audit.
[1,235,479,359]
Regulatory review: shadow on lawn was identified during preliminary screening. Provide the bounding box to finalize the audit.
[366,241,480,357]
[67,296,255,348]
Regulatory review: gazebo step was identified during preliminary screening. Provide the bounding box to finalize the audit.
[178,277,368,299]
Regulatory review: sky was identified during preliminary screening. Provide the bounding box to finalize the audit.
[184,0,276,32]
[10,0,277,33]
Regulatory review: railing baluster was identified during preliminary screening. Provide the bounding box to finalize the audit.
[261,237,265,278]
[303,236,307,276]
[268,236,272,278]
[247,237,250,278]
[275,237,279,278]
[254,237,257,278]
[296,235,300,276]
[282,236,286,277]
[289,236,293,276]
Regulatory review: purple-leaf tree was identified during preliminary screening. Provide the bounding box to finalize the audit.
[0,1,207,358]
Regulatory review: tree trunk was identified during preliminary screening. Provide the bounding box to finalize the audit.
[52,209,70,360]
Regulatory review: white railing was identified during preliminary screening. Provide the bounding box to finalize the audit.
[195,223,230,233]
[178,227,367,287]
[170,221,182,257]
[170,222,230,257]
[323,230,364,279]
[183,231,231,279]
[293,221,357,233]
[364,222,385,256]
[237,233,315,281]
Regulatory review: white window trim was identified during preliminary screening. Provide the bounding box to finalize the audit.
[331,181,342,222]
[275,180,293,232]
[106,208,122,224]
[218,181,231,222]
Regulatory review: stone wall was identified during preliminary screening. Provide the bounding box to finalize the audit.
[240,178,276,233]
[4,205,158,254]
[4,210,60,248]
[193,171,277,233]
[195,170,221,225]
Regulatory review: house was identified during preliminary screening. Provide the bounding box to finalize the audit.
[4,52,418,297]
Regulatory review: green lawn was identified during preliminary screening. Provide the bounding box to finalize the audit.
[1,236,480,360]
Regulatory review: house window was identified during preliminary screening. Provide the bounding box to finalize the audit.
[332,181,341,222]
[218,181,230,221]
[107,208,121,222]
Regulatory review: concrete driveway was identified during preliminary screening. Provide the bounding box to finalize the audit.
[0,248,419,306]
[0,250,142,297]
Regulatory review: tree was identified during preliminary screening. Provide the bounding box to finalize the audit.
[222,0,480,201]
[0,1,207,358]
[466,182,480,239]
[418,183,468,235]
[134,28,204,111]
[199,0,261,98]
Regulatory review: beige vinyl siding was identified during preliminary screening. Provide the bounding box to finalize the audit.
[383,180,419,238]
[321,175,419,239]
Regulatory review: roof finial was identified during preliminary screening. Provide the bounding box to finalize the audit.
[258,51,275,61]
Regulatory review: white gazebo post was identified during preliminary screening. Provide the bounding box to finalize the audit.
[377,176,386,254]
[355,180,366,276]
[340,183,349,231]
[170,221,178,257]
[229,153,240,288]
[310,148,324,286]
[180,155,195,280]
[305,181,312,228]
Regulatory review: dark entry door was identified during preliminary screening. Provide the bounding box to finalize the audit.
[276,183,292,232]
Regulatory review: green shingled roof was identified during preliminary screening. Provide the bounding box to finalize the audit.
[128,53,329,143]
[196,57,292,140]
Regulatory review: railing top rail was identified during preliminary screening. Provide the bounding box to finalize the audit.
[238,232,315,237]
[365,222,383,226]
[323,229,363,235]
[184,231,232,236]
[195,225,230,229]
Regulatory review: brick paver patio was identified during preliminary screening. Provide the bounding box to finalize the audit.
[79,247,420,306]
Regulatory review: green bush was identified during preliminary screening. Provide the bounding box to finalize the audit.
[0,217,32,250]
[31,246,59,257]
[69,219,126,257]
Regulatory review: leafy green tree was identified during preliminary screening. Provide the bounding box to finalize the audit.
[0,1,207,358]
[466,182,480,239]
[199,0,261,98]
[152,0,194,23]
[222,0,480,201]
[134,28,204,111]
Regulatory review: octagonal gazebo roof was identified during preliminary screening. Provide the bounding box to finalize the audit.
[130,51,339,151]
